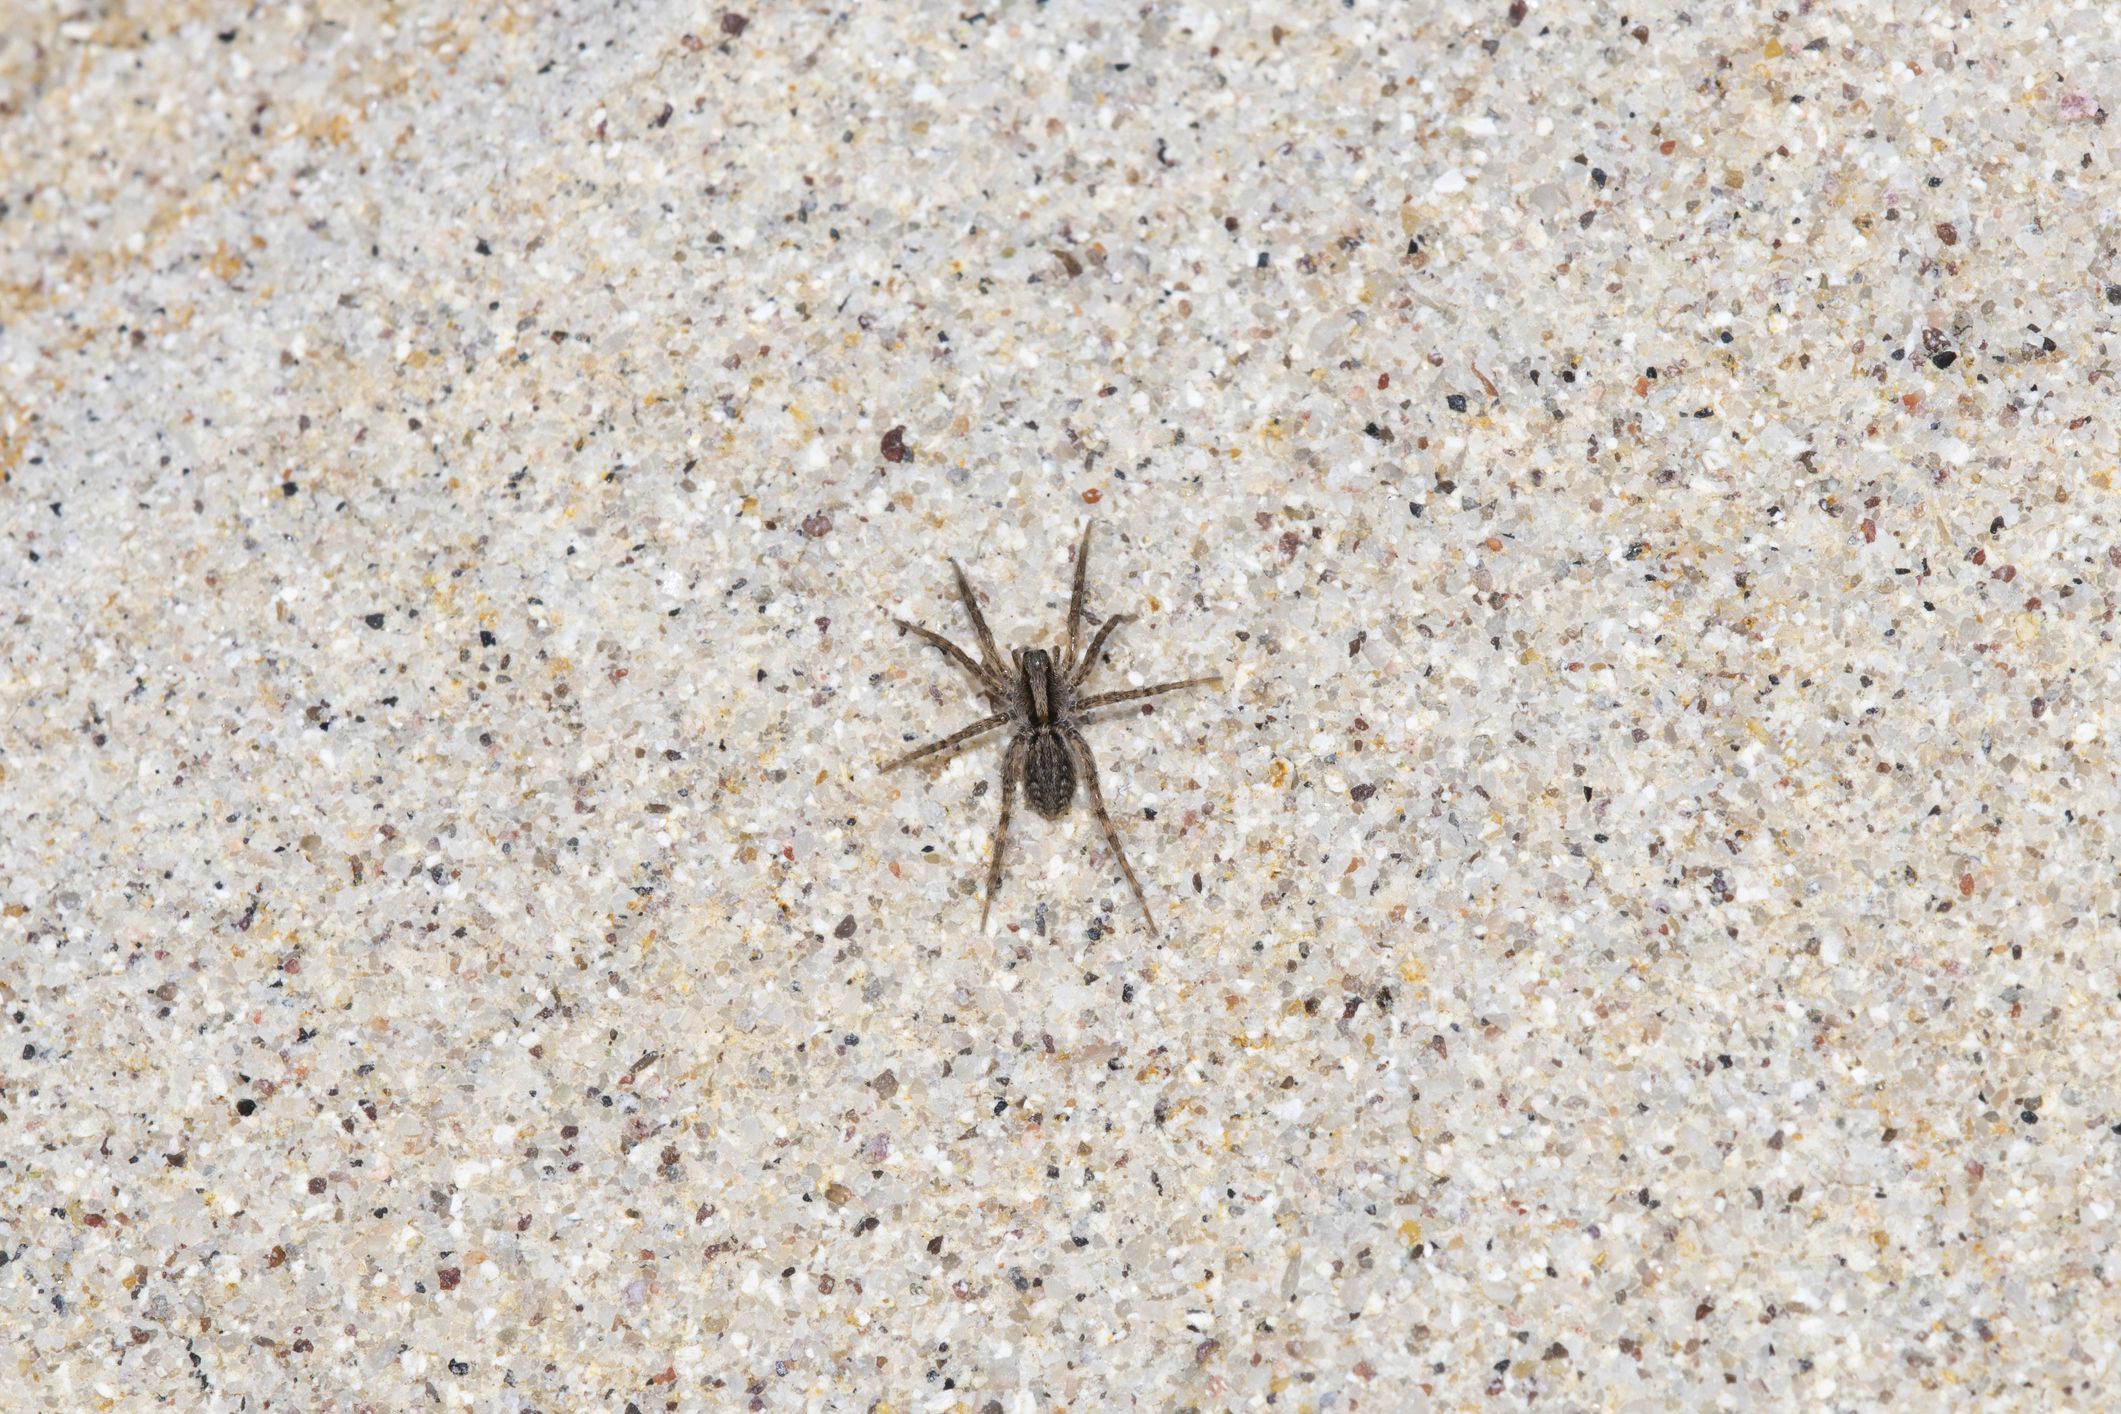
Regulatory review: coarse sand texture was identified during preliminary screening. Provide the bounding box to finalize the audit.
[2,2,2118,1410]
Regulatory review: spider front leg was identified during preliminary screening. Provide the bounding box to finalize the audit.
[1067,613,1133,688]
[891,618,1008,702]
[1059,724,1157,936]
[880,711,1011,773]
[950,558,1010,677]
[981,735,1030,931]
[1063,521,1094,674]
[1072,674,1222,713]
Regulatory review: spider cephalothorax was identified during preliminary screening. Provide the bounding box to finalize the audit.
[1012,647,1078,819]
[883,524,1219,935]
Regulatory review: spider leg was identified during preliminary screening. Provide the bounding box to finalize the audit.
[1067,613,1134,688]
[881,712,1011,773]
[981,735,1030,931]
[1063,521,1094,675]
[891,618,1007,700]
[1059,724,1157,936]
[1072,675,1222,713]
[949,559,1009,675]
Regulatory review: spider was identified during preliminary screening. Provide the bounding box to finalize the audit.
[883,523,1220,937]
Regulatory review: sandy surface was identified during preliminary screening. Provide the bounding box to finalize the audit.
[3,1,2118,1408]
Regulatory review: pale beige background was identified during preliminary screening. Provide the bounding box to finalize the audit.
[3,1,2117,1409]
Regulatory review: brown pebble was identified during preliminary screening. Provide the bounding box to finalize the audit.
[720,11,747,36]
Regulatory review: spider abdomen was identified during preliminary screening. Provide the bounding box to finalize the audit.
[1023,729,1075,818]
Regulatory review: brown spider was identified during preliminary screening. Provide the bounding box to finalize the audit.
[883,523,1220,936]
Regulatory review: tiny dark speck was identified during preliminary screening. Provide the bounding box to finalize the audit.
[1445,393,1468,413]
[363,612,385,629]
[217,28,238,42]
[235,1098,257,1116]
[281,481,298,496]
[475,238,491,255]
[1930,350,1956,369]
[479,629,496,647]
[1255,252,1270,268]
[1590,167,1607,187]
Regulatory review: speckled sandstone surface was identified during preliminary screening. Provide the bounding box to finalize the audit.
[3,2,2118,1409]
